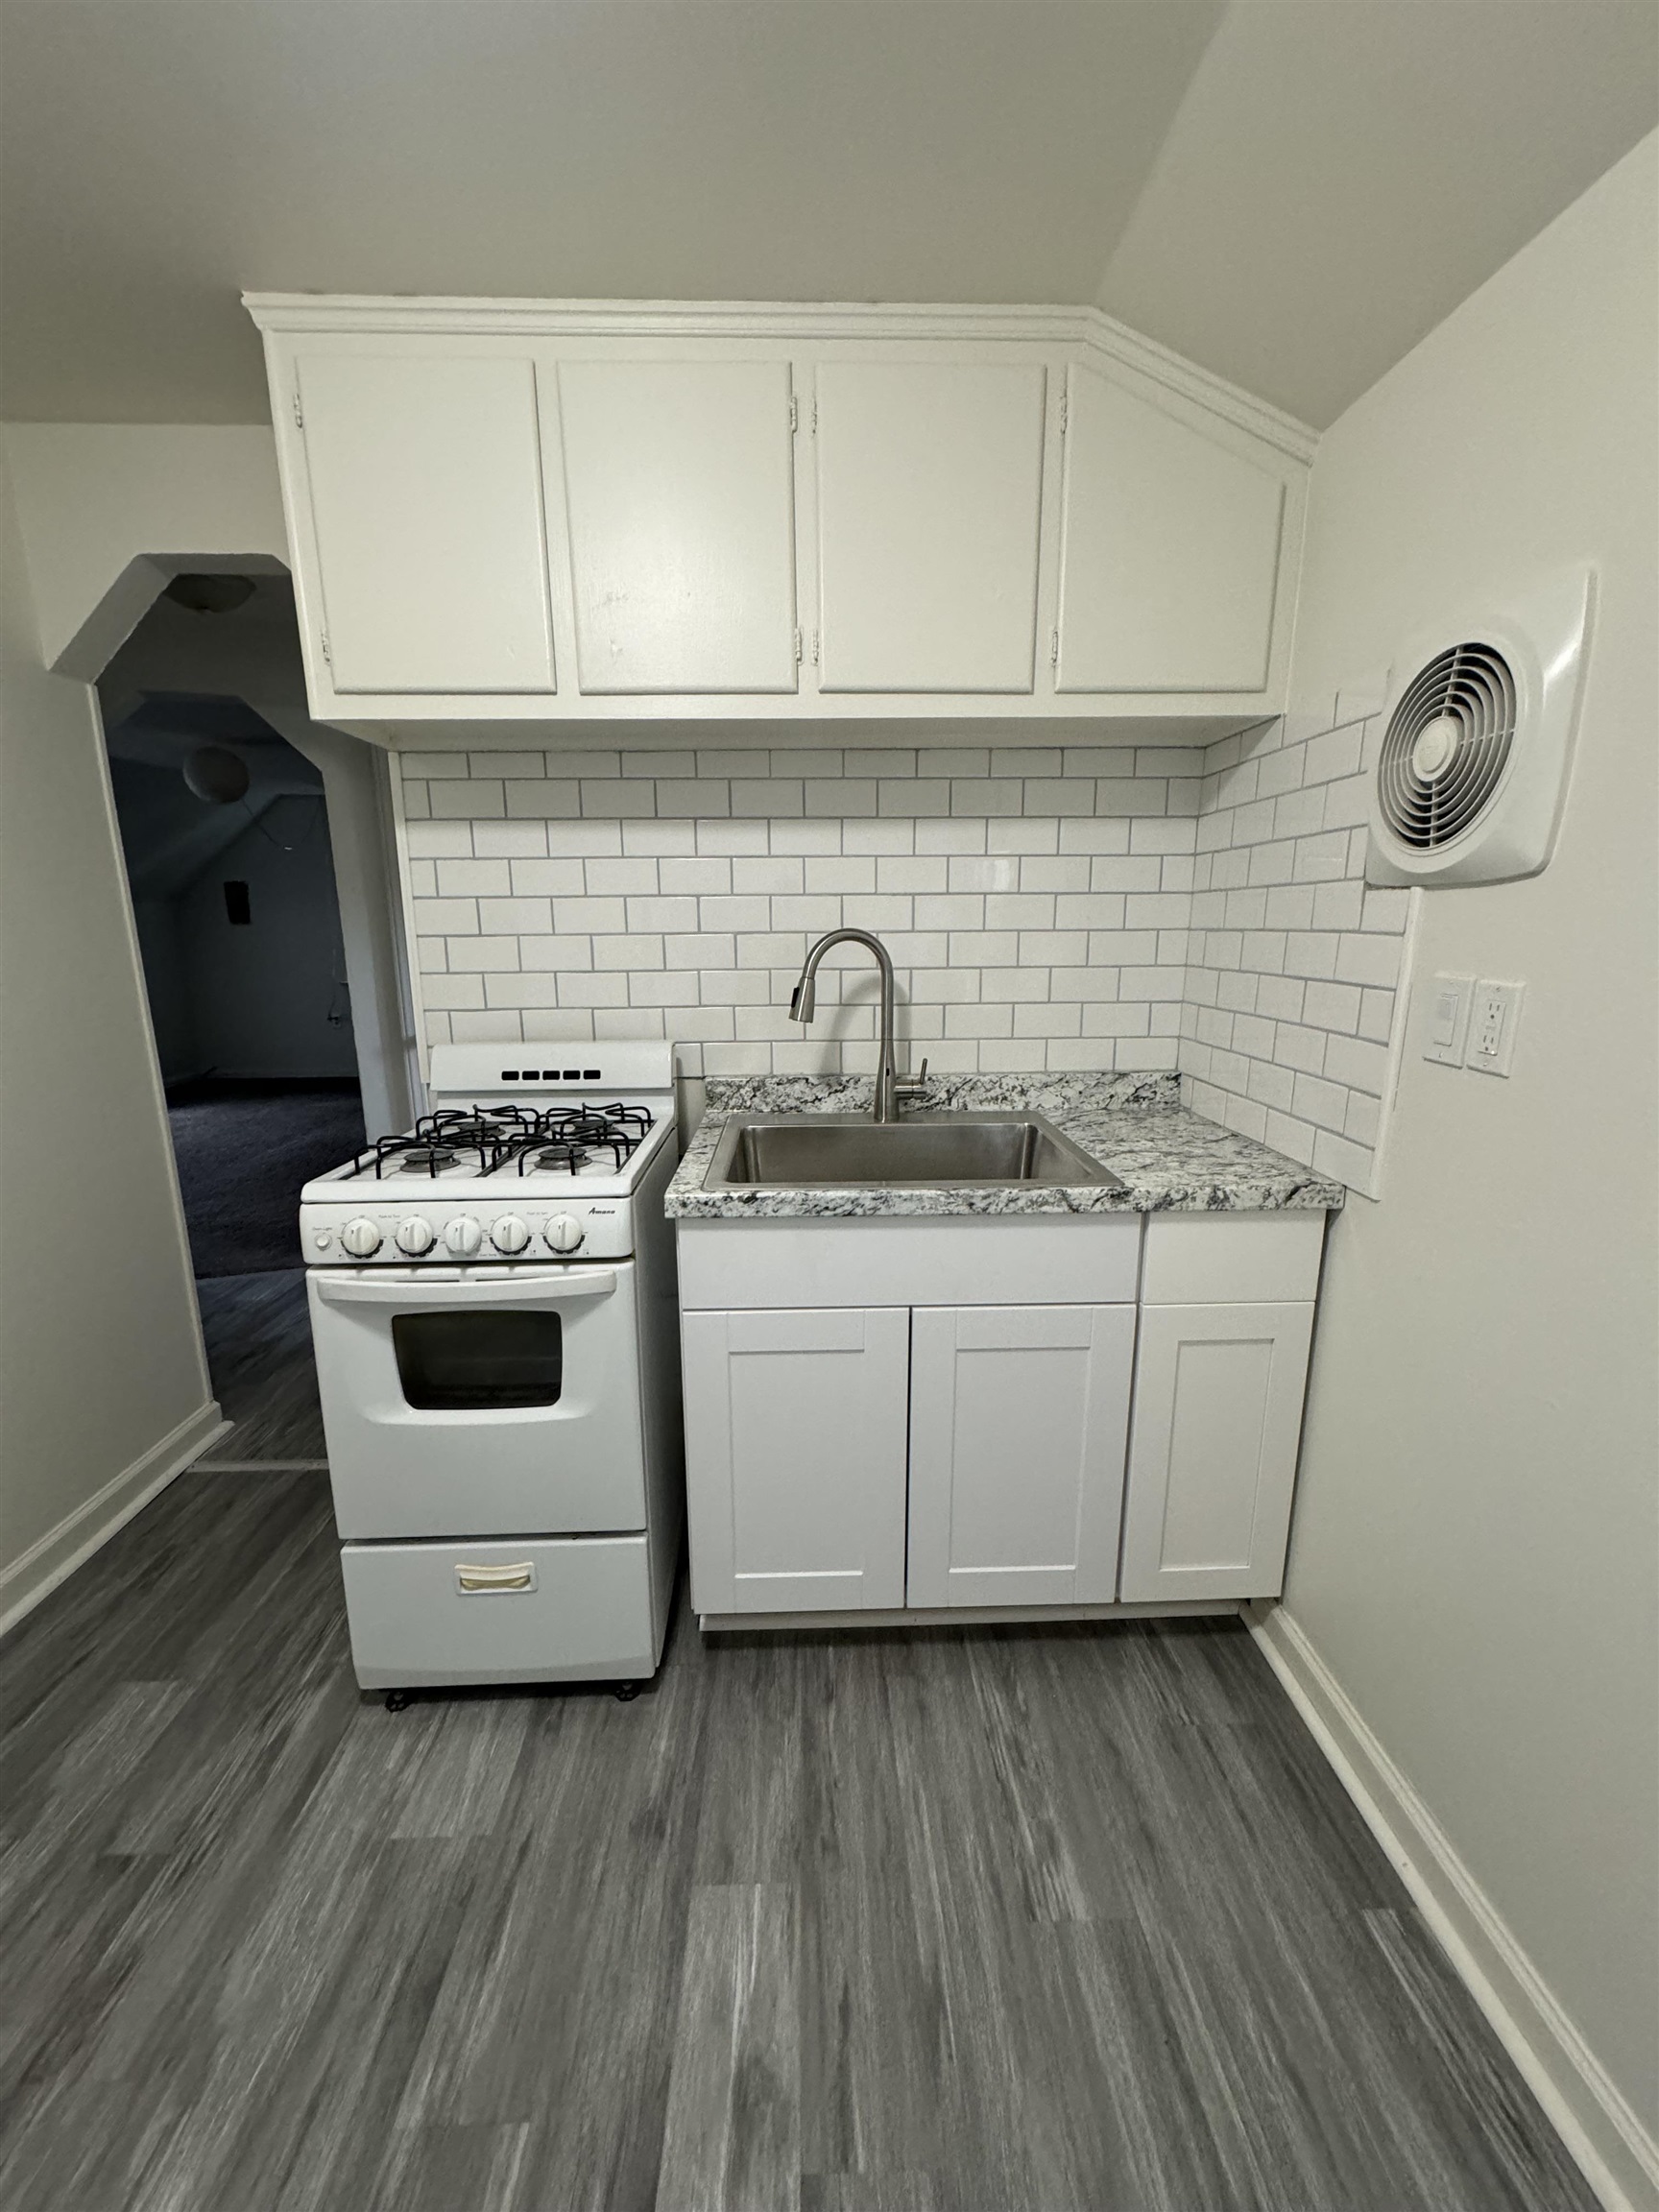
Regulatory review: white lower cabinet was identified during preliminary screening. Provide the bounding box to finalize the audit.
[677,1212,1327,1623]
[906,1305,1135,1607]
[682,1306,909,1614]
[1118,1301,1315,1602]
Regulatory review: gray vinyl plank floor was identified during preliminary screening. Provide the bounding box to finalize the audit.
[195,1269,326,1466]
[0,1471,1598,2212]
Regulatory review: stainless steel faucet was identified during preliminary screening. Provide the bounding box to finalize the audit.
[788,927,924,1122]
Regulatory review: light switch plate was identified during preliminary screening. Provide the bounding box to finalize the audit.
[1466,979,1525,1076]
[1423,973,1475,1067]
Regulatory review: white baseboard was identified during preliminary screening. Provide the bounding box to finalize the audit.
[1248,1601,1659,2212]
[0,1401,229,1641]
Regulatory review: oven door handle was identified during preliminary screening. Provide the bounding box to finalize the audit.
[312,1267,617,1309]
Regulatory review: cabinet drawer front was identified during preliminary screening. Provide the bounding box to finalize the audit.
[683,1307,909,1615]
[677,1214,1142,1310]
[1141,1212,1326,1306]
[907,1304,1135,1609]
[298,350,556,695]
[341,1534,655,1688]
[1119,1301,1314,1602]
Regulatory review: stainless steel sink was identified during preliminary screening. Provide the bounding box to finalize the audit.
[704,1110,1125,1190]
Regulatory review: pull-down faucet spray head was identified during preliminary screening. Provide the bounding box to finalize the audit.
[789,974,816,1022]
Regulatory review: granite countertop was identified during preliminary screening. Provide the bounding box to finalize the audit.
[663,1071,1345,1219]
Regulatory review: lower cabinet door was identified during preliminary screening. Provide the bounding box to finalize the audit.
[1118,1302,1314,1601]
[906,1304,1136,1607]
[682,1306,909,1614]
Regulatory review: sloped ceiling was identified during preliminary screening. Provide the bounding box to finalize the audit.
[1,0,1654,431]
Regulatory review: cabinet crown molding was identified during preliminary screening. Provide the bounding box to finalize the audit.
[242,292,1318,466]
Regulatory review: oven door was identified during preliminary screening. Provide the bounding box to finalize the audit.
[308,1263,647,1539]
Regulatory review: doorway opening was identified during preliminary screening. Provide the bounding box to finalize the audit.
[95,569,404,1466]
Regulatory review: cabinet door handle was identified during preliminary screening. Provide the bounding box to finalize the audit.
[454,1561,537,1595]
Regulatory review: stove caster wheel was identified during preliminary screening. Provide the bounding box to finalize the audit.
[384,1689,413,1714]
[614,1681,640,1703]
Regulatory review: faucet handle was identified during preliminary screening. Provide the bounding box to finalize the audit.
[895,1056,929,1102]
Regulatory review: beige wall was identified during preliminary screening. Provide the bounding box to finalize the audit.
[0,442,216,1614]
[4,423,287,675]
[1282,129,1658,2173]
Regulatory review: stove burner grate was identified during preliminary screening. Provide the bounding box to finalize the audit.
[349,1097,654,1181]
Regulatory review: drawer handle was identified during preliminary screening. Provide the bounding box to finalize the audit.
[455,1561,537,1595]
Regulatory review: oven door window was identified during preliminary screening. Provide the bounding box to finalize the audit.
[392,1310,563,1410]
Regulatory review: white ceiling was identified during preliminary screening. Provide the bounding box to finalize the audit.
[2,0,1654,431]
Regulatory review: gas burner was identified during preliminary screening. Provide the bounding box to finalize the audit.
[352,1128,499,1180]
[428,1117,509,1148]
[498,1101,656,1177]
[531,1142,591,1174]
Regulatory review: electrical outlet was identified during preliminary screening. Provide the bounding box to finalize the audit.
[1466,979,1525,1076]
[1423,973,1475,1067]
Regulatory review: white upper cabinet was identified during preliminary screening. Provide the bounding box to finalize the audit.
[249,298,1312,725]
[294,350,556,695]
[1054,363,1286,694]
[813,360,1048,693]
[552,358,799,695]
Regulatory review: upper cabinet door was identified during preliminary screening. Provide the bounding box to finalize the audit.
[554,360,799,695]
[296,351,556,695]
[906,1304,1135,1609]
[1054,364,1285,694]
[814,360,1047,692]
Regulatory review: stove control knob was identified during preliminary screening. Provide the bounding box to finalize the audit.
[544,1214,585,1254]
[341,1216,382,1259]
[396,1215,436,1256]
[492,1214,531,1255]
[445,1215,484,1258]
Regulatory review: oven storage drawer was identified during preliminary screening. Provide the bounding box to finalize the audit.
[341,1533,657,1688]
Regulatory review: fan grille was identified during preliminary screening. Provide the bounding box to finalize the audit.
[1378,643,1516,850]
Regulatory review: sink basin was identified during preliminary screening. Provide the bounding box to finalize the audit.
[704,1110,1125,1190]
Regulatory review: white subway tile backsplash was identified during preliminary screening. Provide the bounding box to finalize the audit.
[509,858,587,896]
[1362,886,1411,932]
[592,933,664,971]
[1303,979,1362,1033]
[1322,1031,1390,1095]
[1301,723,1365,785]
[478,898,552,935]
[1358,987,1395,1042]
[518,935,593,972]
[398,724,1398,1190]
[768,821,844,856]
[1334,932,1403,990]
[505,780,582,818]
[914,819,985,854]
[1312,1126,1377,1191]
[581,779,657,818]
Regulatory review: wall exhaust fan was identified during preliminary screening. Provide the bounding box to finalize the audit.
[1365,566,1593,887]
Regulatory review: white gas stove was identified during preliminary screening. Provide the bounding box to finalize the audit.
[301,1042,678,1266]
[301,1043,684,1701]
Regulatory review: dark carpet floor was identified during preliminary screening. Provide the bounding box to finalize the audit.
[167,1080,366,1277]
